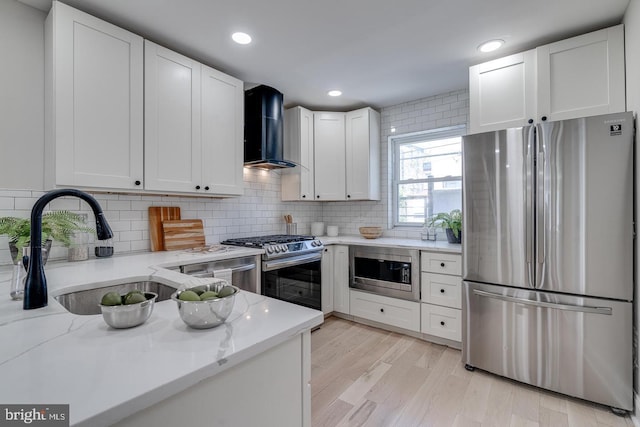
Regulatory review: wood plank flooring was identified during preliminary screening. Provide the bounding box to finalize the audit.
[311,316,634,427]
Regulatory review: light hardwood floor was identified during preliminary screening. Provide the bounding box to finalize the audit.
[311,316,634,427]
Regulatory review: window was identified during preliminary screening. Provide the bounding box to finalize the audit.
[391,125,464,226]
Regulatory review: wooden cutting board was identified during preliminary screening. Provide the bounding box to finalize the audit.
[149,207,181,251]
[162,219,206,251]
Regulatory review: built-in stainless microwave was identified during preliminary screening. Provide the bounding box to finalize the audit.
[349,246,420,301]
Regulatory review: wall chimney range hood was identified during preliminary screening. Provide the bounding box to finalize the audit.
[244,85,295,169]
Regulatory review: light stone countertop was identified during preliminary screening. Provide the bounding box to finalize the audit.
[0,236,459,426]
[319,235,462,254]
[0,247,323,427]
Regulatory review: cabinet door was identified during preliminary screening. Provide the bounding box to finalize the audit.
[332,245,350,314]
[282,107,314,201]
[320,247,334,314]
[469,50,536,134]
[201,65,244,196]
[345,108,380,200]
[144,40,202,193]
[314,112,346,200]
[48,2,143,190]
[536,25,625,122]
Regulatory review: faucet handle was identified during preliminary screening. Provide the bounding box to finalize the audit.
[21,246,29,270]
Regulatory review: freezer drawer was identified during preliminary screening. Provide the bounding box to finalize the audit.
[463,281,632,411]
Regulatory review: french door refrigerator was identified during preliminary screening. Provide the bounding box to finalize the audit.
[462,112,634,412]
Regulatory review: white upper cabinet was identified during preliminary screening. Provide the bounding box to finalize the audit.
[200,65,244,196]
[282,107,315,201]
[283,107,380,202]
[144,40,202,193]
[536,24,625,122]
[469,24,625,134]
[345,108,380,201]
[314,112,346,201]
[145,41,244,196]
[469,50,536,133]
[45,2,144,190]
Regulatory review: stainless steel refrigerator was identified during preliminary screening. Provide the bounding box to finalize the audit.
[462,112,634,412]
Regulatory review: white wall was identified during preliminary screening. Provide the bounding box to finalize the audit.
[623,0,640,397]
[0,0,46,190]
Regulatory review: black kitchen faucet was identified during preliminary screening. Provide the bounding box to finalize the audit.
[23,189,113,310]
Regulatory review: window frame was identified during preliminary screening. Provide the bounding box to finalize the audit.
[390,125,466,228]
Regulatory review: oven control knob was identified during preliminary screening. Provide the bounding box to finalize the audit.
[280,245,287,252]
[274,246,281,253]
[266,246,274,254]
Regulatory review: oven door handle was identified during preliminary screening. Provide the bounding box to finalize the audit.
[262,252,323,272]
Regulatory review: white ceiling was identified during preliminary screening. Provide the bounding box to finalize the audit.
[22,0,630,110]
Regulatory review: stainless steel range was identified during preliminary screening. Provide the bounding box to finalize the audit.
[221,235,323,310]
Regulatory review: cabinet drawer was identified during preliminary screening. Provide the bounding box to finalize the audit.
[421,252,461,276]
[349,290,420,332]
[421,304,461,342]
[421,273,461,308]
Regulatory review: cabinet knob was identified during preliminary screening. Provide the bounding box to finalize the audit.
[440,289,445,294]
[440,262,445,267]
[316,195,320,199]
[134,180,141,186]
[440,321,445,326]
[527,119,534,124]
[347,194,351,198]
[380,308,384,313]
[195,185,201,190]
[302,195,306,198]
[541,116,548,122]
[205,186,210,191]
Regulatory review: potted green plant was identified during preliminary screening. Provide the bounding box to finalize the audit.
[0,211,95,264]
[428,209,462,244]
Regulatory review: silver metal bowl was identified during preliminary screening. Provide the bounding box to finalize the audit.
[171,284,238,329]
[99,292,158,329]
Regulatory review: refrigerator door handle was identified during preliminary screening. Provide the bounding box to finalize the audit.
[472,289,612,315]
[525,126,535,288]
[536,150,546,287]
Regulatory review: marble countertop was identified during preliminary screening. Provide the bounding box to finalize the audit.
[0,247,323,427]
[319,235,462,253]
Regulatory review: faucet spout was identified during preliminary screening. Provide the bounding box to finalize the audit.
[23,189,113,310]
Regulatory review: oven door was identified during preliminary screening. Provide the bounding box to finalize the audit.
[262,252,322,310]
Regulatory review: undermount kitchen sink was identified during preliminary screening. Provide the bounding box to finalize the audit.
[55,281,177,315]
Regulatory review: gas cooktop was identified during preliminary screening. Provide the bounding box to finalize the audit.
[221,235,323,260]
[221,234,316,248]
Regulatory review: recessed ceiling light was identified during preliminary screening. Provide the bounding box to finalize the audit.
[478,39,504,53]
[232,32,252,45]
[328,90,342,97]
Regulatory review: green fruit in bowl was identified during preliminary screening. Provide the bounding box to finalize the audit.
[200,290,219,301]
[101,291,123,306]
[217,286,236,298]
[179,290,201,301]
[124,292,147,305]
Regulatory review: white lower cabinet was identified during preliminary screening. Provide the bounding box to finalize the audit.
[420,251,462,345]
[114,332,311,427]
[321,245,349,315]
[421,304,461,342]
[350,290,420,332]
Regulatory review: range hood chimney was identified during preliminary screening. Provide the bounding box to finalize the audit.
[244,85,295,169]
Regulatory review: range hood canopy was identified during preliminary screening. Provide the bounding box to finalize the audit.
[244,85,295,169]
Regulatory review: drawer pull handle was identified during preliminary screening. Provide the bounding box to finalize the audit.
[440,321,445,326]
[440,262,445,267]
[440,289,445,293]
[380,308,384,313]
